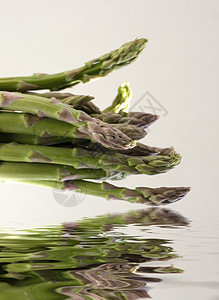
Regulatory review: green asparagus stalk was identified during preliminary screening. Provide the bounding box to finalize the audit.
[0,132,174,157]
[93,111,159,129]
[0,111,134,150]
[0,92,135,150]
[0,162,119,181]
[15,179,190,205]
[80,141,175,157]
[103,82,132,113]
[27,90,155,128]
[63,141,176,158]
[0,133,73,145]
[0,111,87,139]
[0,39,147,92]
[0,143,181,175]
[0,114,145,147]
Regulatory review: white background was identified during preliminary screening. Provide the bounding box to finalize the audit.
[0,1,218,299]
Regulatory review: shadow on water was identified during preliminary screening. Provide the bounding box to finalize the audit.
[0,208,189,299]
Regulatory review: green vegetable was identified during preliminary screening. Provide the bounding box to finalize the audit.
[0,37,190,206]
[0,143,181,175]
[0,39,147,92]
[0,133,73,146]
[93,111,159,128]
[16,179,190,205]
[28,91,101,113]
[0,162,119,181]
[0,110,134,150]
[111,123,147,140]
[103,82,132,113]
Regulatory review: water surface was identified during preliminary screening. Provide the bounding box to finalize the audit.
[0,208,189,299]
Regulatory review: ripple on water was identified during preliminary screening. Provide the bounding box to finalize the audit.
[0,208,190,299]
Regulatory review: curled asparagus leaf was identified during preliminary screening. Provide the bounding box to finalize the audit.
[103,82,132,113]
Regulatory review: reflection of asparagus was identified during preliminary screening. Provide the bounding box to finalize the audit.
[0,208,186,300]
[0,39,147,92]
[17,179,190,205]
[0,143,181,175]
[0,111,134,150]
[103,82,132,113]
[68,207,189,231]
[138,265,183,273]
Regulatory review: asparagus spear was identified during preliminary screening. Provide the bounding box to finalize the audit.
[0,92,145,141]
[0,143,181,175]
[27,89,156,129]
[14,179,190,205]
[0,132,175,157]
[0,133,172,159]
[0,39,147,92]
[0,91,135,149]
[26,91,157,129]
[0,162,119,181]
[93,111,159,129]
[103,82,132,113]
[80,141,175,156]
[0,111,134,150]
[0,133,73,145]
[0,112,85,139]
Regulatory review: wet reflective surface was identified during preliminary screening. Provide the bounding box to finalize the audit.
[0,208,189,299]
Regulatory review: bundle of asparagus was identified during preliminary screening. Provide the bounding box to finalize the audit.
[0,38,190,205]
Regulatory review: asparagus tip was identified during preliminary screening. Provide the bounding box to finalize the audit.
[137,186,191,205]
